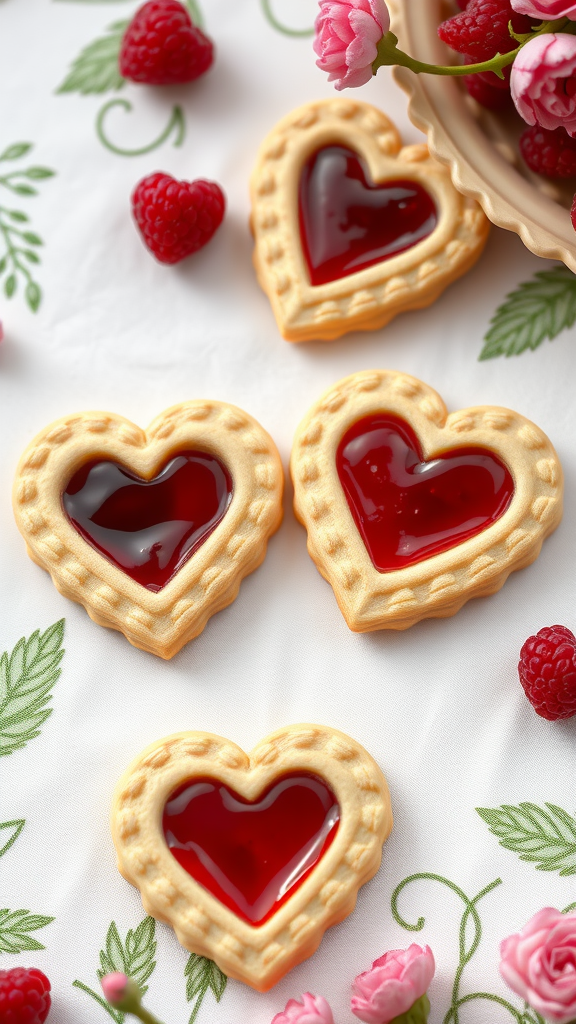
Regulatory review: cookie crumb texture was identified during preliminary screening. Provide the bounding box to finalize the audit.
[120,0,214,85]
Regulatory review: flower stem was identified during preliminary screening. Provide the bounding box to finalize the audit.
[373,19,568,79]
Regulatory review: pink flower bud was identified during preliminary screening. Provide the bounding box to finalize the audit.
[351,945,435,1024]
[511,0,576,18]
[314,0,390,90]
[272,992,334,1024]
[511,33,576,137]
[101,973,130,1007]
[500,908,576,1024]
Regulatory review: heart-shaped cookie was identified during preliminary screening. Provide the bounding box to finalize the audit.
[250,99,490,342]
[13,402,283,658]
[111,725,392,991]
[291,371,563,630]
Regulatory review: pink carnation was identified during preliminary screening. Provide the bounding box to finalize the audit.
[272,993,334,1024]
[511,33,576,136]
[511,0,576,18]
[351,945,435,1024]
[500,908,576,1024]
[314,0,390,90]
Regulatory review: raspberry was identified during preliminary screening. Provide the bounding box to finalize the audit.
[438,0,532,62]
[463,71,513,109]
[0,968,51,1024]
[518,625,576,721]
[119,0,214,85]
[131,172,225,264]
[520,126,576,178]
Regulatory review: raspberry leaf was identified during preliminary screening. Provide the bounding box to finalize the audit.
[480,266,576,359]
[74,916,157,1024]
[0,820,25,859]
[0,620,65,757]
[0,909,55,953]
[476,802,576,875]
[185,953,227,1024]
[57,20,128,95]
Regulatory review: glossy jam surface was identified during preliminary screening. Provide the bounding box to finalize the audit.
[163,774,340,926]
[63,451,232,591]
[337,415,514,572]
[298,145,437,286]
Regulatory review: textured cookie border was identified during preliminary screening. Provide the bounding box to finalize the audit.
[13,401,283,658]
[111,725,392,991]
[291,370,563,631]
[250,97,490,342]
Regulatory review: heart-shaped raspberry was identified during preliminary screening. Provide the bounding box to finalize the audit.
[163,773,339,925]
[299,146,437,286]
[337,414,513,572]
[63,451,232,592]
[132,173,225,265]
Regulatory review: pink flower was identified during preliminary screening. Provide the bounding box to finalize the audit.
[500,907,576,1024]
[272,993,334,1024]
[351,945,435,1024]
[101,973,129,1007]
[511,0,576,19]
[314,0,390,90]
[511,33,576,136]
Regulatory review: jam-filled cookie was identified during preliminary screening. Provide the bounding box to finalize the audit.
[250,98,490,342]
[111,725,392,991]
[291,371,563,630]
[13,401,283,658]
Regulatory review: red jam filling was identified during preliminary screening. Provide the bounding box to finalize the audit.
[63,451,232,592]
[298,145,437,286]
[163,774,340,926]
[336,415,514,572]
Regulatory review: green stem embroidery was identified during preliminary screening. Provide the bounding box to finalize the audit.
[564,902,576,913]
[73,981,123,1023]
[260,0,314,37]
[0,820,25,859]
[95,100,185,156]
[391,872,526,1023]
[0,146,54,311]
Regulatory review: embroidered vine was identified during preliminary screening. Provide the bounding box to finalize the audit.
[0,143,55,312]
[74,918,227,1023]
[391,872,544,1023]
[57,0,203,157]
[260,0,314,37]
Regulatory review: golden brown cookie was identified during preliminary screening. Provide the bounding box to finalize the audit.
[291,370,563,630]
[250,98,490,342]
[111,725,392,991]
[13,401,283,658]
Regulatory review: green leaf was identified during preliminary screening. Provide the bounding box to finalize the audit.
[0,909,54,953]
[57,21,128,95]
[0,620,65,757]
[480,266,576,359]
[23,250,41,265]
[95,917,157,996]
[21,231,42,246]
[0,820,25,859]
[10,184,37,196]
[0,256,7,274]
[185,953,227,1024]
[8,210,29,223]
[23,167,55,180]
[4,274,16,297]
[0,143,32,162]
[476,802,576,875]
[25,280,42,312]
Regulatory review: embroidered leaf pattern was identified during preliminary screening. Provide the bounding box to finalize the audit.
[0,909,54,953]
[185,953,227,1024]
[57,20,127,95]
[0,820,25,859]
[0,144,55,311]
[480,266,576,359]
[476,802,576,875]
[522,1007,546,1024]
[0,620,65,757]
[74,917,157,1024]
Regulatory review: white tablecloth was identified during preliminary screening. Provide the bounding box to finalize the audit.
[1,2,576,1022]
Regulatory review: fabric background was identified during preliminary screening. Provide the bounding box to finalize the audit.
[1,2,575,1022]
